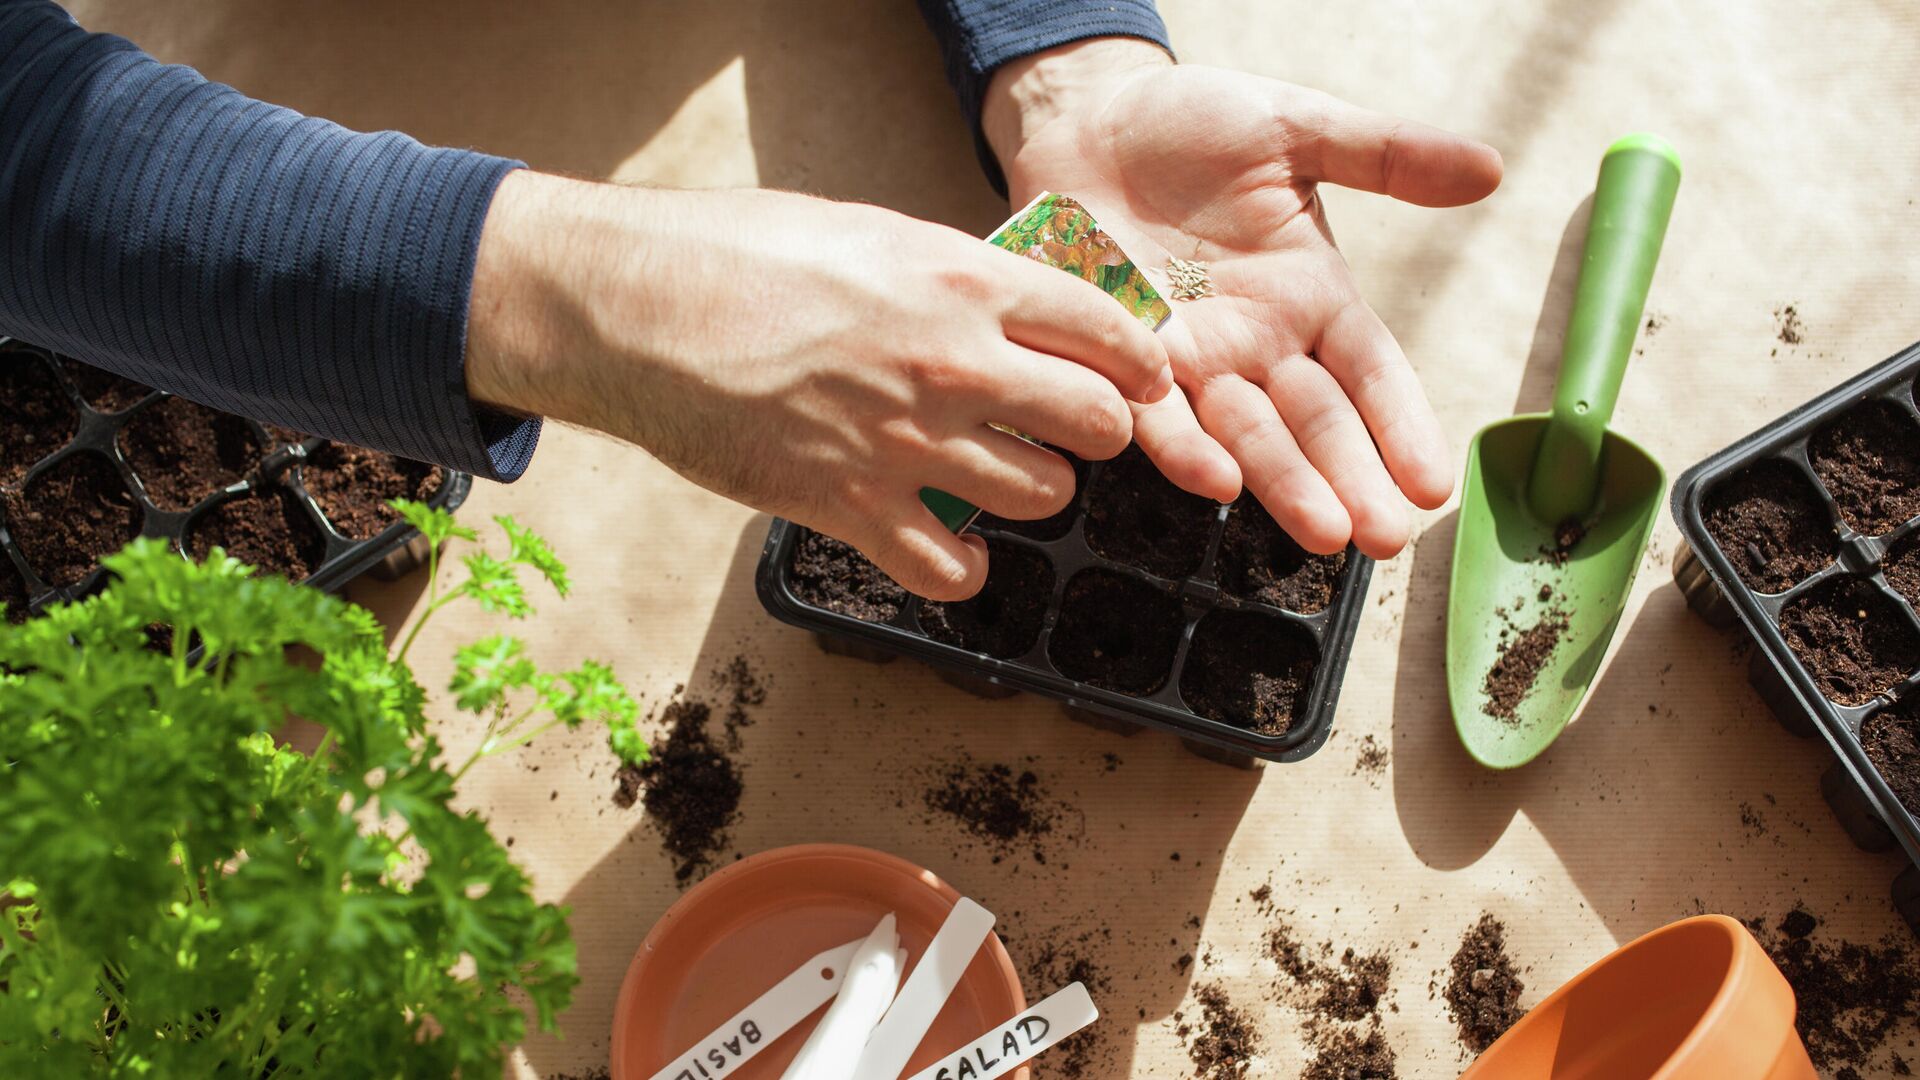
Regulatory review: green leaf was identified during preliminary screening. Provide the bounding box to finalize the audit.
[450,635,536,714]
[494,515,570,597]
[390,498,477,546]
[455,551,531,618]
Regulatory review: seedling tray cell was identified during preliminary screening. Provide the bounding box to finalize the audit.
[1671,338,1920,933]
[0,338,469,619]
[756,446,1374,765]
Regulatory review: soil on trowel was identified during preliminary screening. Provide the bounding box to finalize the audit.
[1809,399,1920,536]
[119,395,263,511]
[1443,914,1526,1054]
[6,452,140,586]
[614,694,744,883]
[0,355,77,485]
[1704,459,1836,593]
[1744,906,1920,1076]
[1540,517,1586,566]
[59,356,151,413]
[920,538,1053,658]
[1216,493,1345,614]
[187,488,326,580]
[0,555,32,623]
[788,529,908,622]
[978,451,1087,541]
[1863,698,1920,818]
[300,441,443,539]
[922,757,1061,864]
[1482,599,1570,722]
[1181,609,1318,736]
[1175,982,1262,1080]
[1049,568,1184,694]
[1083,444,1217,580]
[1778,576,1920,706]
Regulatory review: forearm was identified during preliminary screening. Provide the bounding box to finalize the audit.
[0,0,536,480]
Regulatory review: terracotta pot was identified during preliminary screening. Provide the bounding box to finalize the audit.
[612,843,1029,1080]
[1460,914,1815,1080]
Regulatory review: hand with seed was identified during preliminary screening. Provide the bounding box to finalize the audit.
[984,39,1504,557]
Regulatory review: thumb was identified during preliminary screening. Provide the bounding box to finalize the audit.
[855,508,990,603]
[1277,85,1503,208]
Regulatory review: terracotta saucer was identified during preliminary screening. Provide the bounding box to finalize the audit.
[612,844,1029,1080]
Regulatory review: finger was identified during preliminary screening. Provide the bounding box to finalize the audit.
[1264,354,1411,558]
[994,250,1173,403]
[920,428,1079,522]
[1189,374,1350,554]
[1277,85,1503,207]
[855,504,990,602]
[1130,383,1243,502]
[1316,297,1454,510]
[967,344,1135,461]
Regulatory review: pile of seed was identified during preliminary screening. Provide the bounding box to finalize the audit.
[1167,256,1216,302]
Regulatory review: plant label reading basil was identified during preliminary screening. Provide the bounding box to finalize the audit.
[900,982,1100,1080]
[919,192,1173,532]
[646,938,865,1080]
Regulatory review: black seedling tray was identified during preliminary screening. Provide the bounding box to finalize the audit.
[0,337,468,620]
[1671,338,1920,932]
[755,447,1374,767]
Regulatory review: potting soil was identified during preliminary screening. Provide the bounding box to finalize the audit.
[1745,907,1920,1075]
[119,394,262,511]
[922,757,1061,864]
[1810,399,1920,536]
[1481,600,1570,722]
[1703,459,1836,593]
[1442,914,1525,1053]
[615,693,745,883]
[1779,576,1920,706]
[1175,982,1262,1080]
[299,440,444,539]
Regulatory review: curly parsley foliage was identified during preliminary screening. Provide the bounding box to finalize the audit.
[0,503,644,1077]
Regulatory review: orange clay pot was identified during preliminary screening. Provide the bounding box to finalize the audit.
[1460,914,1815,1080]
[612,844,1028,1080]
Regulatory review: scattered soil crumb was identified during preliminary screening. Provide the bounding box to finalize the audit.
[1301,1021,1398,1080]
[1443,914,1526,1054]
[1540,517,1586,566]
[1176,982,1261,1079]
[1269,923,1391,1023]
[923,757,1062,863]
[1775,303,1806,345]
[614,692,746,883]
[1744,906,1920,1075]
[712,653,767,749]
[1024,933,1115,1078]
[1483,604,1570,722]
[1353,734,1388,782]
[1643,312,1667,336]
[545,1069,610,1080]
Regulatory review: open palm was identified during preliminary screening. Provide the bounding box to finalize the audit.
[998,59,1503,557]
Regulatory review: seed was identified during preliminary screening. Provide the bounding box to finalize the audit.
[1166,257,1215,302]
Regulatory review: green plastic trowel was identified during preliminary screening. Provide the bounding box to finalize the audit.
[1446,134,1681,768]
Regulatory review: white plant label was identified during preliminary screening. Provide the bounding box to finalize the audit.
[647,938,864,1080]
[851,898,996,1080]
[900,982,1100,1080]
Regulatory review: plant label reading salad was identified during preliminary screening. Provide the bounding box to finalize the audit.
[901,982,1099,1080]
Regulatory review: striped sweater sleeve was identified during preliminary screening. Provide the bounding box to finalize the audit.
[0,0,538,481]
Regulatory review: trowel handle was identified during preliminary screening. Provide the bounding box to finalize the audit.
[1528,134,1681,524]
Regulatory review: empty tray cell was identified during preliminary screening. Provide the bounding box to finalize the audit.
[1704,458,1835,593]
[921,538,1053,658]
[0,353,77,485]
[6,452,142,586]
[1887,532,1920,610]
[187,488,327,581]
[1084,444,1216,579]
[59,356,151,413]
[788,529,907,623]
[1180,608,1319,736]
[977,451,1087,541]
[1,556,30,623]
[1779,576,1920,706]
[1809,398,1920,536]
[1865,698,1920,819]
[119,395,263,511]
[1216,493,1346,615]
[300,441,443,539]
[1048,568,1184,695]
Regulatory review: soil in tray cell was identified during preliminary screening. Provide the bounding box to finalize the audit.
[5,453,141,587]
[1863,698,1920,819]
[1215,492,1345,614]
[0,355,77,485]
[1778,576,1920,706]
[1703,458,1836,594]
[788,529,907,623]
[920,538,1052,658]
[1049,568,1184,694]
[299,441,443,539]
[1180,608,1318,736]
[1809,398,1920,536]
[1886,531,1920,609]
[1083,443,1216,579]
[977,451,1086,541]
[187,488,326,581]
[58,356,151,413]
[119,396,263,511]
[1,556,31,623]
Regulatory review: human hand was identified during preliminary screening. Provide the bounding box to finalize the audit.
[984,39,1503,557]
[464,172,1171,599]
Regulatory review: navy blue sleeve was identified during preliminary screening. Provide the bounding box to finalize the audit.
[0,0,539,481]
[915,0,1172,196]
